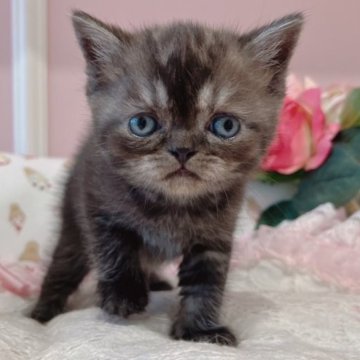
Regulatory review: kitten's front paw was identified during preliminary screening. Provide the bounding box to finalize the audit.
[99,281,149,318]
[170,322,238,347]
[30,300,64,323]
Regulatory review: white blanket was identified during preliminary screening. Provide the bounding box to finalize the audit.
[1,267,360,360]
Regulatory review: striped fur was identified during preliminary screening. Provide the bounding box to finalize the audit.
[31,11,303,346]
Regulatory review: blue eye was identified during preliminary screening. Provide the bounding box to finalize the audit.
[210,115,241,139]
[129,115,158,137]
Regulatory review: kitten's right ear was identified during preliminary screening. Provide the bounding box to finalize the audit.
[72,10,131,80]
[240,13,304,94]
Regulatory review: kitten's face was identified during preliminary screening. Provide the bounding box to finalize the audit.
[73,12,303,200]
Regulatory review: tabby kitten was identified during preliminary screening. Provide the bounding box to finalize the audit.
[31,11,303,346]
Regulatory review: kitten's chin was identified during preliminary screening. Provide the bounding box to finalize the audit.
[161,176,209,200]
[164,168,200,181]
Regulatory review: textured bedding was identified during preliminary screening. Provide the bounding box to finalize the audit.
[1,267,360,360]
[2,204,360,360]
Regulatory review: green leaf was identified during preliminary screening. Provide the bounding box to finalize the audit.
[257,127,360,227]
[293,146,360,212]
[256,170,305,184]
[336,127,360,162]
[257,200,300,227]
[341,88,360,129]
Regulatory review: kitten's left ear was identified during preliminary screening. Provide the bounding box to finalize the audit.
[240,13,304,93]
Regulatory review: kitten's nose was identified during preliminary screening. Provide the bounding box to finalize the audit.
[168,147,197,165]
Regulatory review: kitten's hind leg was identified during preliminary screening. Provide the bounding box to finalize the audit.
[30,225,89,323]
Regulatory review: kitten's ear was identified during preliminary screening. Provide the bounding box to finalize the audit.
[240,13,304,93]
[72,10,131,81]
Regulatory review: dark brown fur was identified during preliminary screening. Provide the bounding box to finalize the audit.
[31,11,303,346]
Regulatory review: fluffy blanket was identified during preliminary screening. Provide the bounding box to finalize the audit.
[1,204,360,359]
[1,270,360,360]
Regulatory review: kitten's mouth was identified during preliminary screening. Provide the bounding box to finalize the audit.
[164,167,200,180]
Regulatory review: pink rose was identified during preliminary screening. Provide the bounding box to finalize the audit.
[261,87,340,175]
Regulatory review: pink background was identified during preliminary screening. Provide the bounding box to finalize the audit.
[1,0,360,156]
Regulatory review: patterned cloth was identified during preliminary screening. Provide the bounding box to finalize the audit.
[0,153,66,296]
[0,153,67,262]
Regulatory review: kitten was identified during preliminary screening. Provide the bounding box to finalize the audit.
[31,11,303,346]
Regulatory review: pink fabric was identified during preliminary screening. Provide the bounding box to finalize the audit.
[232,203,360,292]
[0,262,45,297]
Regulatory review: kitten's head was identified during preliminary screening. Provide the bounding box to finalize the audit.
[73,11,303,201]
